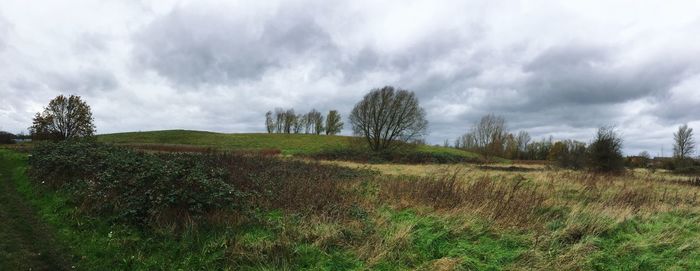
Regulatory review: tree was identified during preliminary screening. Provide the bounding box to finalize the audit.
[0,131,14,144]
[325,110,343,135]
[283,109,296,134]
[349,86,428,152]
[673,124,695,160]
[274,108,285,133]
[305,109,324,135]
[313,112,324,135]
[303,113,313,134]
[587,126,624,173]
[30,95,95,140]
[292,114,304,134]
[461,114,508,159]
[549,140,587,169]
[515,131,531,159]
[265,111,275,133]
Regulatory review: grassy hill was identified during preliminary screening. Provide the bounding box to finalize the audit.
[97,130,481,161]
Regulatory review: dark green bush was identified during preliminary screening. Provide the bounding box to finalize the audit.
[30,141,241,228]
[28,141,375,229]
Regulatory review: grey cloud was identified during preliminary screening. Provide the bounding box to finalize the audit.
[522,45,689,107]
[132,4,337,86]
[3,0,700,155]
[45,68,119,94]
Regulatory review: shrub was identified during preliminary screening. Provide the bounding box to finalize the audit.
[28,141,374,229]
[314,144,478,164]
[586,126,625,173]
[30,141,242,228]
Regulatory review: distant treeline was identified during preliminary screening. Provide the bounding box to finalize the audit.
[451,114,698,173]
[0,131,31,144]
[265,108,343,135]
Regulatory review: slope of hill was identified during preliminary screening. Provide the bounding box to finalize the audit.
[97,129,481,161]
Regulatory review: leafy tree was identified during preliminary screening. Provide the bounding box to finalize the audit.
[30,95,95,140]
[587,126,624,173]
[325,110,343,135]
[673,124,695,160]
[349,86,427,152]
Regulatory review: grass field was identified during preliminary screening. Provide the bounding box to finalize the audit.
[97,129,481,161]
[5,140,700,270]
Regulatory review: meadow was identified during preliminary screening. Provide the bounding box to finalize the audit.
[2,134,700,270]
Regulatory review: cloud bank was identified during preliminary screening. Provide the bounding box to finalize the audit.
[2,0,700,155]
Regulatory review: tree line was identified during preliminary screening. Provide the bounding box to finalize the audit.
[23,87,698,174]
[264,108,344,135]
[451,113,697,173]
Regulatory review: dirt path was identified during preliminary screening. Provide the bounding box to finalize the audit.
[0,162,72,270]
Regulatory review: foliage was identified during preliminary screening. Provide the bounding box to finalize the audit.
[325,110,343,135]
[548,140,587,169]
[349,86,428,152]
[0,131,15,144]
[29,141,242,228]
[587,126,625,173]
[30,95,95,140]
[28,141,376,229]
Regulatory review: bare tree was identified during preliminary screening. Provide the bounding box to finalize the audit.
[265,111,275,133]
[673,124,695,160]
[325,110,343,135]
[349,86,428,152]
[515,131,531,159]
[477,114,507,156]
[30,95,95,140]
[461,114,507,158]
[456,132,478,150]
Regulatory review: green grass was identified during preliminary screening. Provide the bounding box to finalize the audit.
[98,129,480,160]
[98,130,348,155]
[7,145,700,270]
[589,211,700,270]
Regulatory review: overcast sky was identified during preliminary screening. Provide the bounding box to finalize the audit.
[1,0,699,155]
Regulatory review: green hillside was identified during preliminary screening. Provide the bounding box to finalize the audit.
[97,129,480,159]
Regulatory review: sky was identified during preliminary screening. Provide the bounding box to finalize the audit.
[1,0,699,156]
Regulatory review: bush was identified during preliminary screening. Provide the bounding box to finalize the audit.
[586,126,625,173]
[28,141,374,229]
[30,141,241,228]
[314,144,478,164]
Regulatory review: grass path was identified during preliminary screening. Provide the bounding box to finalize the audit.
[0,154,72,270]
